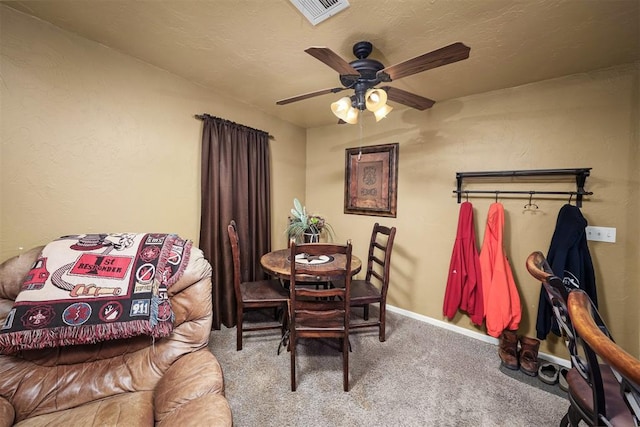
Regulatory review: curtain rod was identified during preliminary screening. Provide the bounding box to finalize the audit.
[194,114,275,140]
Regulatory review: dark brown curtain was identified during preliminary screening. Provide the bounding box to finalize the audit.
[198,114,271,329]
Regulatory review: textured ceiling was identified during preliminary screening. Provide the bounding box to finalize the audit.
[4,0,639,128]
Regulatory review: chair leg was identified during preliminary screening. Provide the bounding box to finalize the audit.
[379,303,386,342]
[566,405,581,427]
[343,335,349,392]
[290,330,297,391]
[236,310,243,351]
[277,329,290,355]
[280,303,288,334]
[363,304,370,320]
[277,306,289,356]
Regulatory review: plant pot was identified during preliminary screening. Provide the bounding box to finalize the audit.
[303,232,320,243]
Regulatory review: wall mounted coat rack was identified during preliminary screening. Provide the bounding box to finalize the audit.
[453,168,593,207]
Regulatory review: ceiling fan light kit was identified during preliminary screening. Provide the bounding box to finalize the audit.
[277,40,470,124]
[330,88,393,124]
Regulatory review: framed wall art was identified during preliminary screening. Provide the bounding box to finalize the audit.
[344,143,398,217]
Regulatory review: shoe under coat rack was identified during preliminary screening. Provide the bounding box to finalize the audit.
[453,168,593,208]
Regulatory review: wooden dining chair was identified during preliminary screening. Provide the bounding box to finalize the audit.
[227,220,289,351]
[568,289,640,425]
[334,223,396,342]
[289,241,352,392]
[526,251,637,426]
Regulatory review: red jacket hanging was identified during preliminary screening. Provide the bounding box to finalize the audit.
[443,202,484,325]
[479,202,521,337]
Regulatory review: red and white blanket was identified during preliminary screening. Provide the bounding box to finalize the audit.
[0,233,191,354]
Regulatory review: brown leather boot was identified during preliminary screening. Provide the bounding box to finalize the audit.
[498,330,519,370]
[519,336,540,376]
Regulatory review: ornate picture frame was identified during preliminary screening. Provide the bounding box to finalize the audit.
[344,143,398,217]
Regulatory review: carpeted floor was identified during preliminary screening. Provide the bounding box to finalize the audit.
[208,309,569,427]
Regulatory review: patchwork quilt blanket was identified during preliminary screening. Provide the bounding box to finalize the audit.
[0,233,191,354]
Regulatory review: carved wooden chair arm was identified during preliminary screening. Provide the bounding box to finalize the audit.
[567,290,640,387]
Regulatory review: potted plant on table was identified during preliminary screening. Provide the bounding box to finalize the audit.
[285,198,335,244]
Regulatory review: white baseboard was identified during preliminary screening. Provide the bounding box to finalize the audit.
[387,304,570,368]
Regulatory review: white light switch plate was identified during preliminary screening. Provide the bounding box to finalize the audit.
[585,226,616,243]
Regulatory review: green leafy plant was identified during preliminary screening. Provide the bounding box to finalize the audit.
[285,198,335,242]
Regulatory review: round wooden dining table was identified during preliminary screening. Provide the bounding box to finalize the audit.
[260,249,362,282]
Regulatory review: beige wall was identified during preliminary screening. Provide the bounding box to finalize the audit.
[2,6,638,359]
[306,63,640,358]
[0,6,305,260]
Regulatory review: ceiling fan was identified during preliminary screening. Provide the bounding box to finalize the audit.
[276,41,471,121]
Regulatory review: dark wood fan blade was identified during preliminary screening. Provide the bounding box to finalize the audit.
[377,42,470,81]
[305,47,360,76]
[276,87,347,105]
[381,86,435,110]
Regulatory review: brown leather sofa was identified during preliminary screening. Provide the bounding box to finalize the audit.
[0,245,232,426]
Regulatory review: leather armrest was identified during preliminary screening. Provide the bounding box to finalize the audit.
[155,394,232,427]
[0,397,15,427]
[154,349,231,426]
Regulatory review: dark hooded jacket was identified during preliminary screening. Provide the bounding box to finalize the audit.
[536,204,597,339]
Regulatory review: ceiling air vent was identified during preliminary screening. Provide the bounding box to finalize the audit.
[289,0,350,26]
